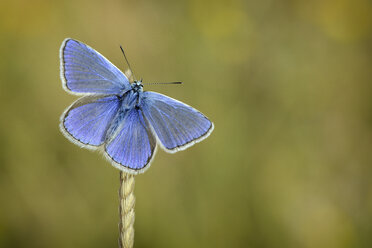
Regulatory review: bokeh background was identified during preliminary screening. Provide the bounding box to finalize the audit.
[1,0,372,247]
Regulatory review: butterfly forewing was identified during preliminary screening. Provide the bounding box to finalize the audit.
[60,38,131,95]
[140,92,213,152]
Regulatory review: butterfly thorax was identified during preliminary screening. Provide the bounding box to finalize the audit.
[119,80,144,110]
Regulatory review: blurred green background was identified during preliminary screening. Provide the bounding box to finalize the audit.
[1,0,372,247]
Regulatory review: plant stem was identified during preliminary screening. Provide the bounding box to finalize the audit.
[118,172,135,248]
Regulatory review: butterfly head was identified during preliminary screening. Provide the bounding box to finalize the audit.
[131,79,143,92]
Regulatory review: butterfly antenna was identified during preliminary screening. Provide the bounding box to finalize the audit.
[120,45,137,81]
[144,82,183,85]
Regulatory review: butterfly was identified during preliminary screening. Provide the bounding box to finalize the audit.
[59,38,214,174]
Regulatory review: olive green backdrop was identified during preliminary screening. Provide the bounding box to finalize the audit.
[1,0,372,247]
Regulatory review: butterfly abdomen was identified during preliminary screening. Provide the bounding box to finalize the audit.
[105,90,141,142]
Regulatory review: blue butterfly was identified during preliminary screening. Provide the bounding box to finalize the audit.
[59,38,214,174]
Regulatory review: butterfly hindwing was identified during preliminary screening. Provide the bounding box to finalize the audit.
[104,108,156,172]
[140,92,214,152]
[60,38,131,95]
[60,95,120,148]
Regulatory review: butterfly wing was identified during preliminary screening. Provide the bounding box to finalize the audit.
[140,92,214,152]
[104,108,156,174]
[60,38,131,95]
[60,95,120,148]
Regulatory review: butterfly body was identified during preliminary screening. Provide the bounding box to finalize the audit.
[60,38,214,174]
[120,84,142,110]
